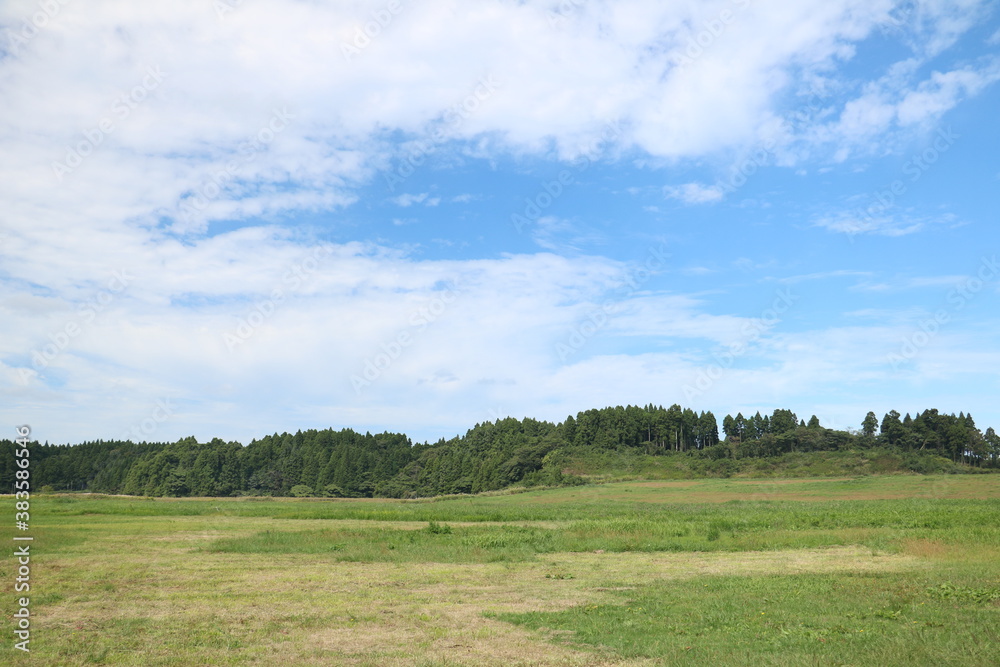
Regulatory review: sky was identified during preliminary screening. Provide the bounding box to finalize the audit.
[1,0,999,446]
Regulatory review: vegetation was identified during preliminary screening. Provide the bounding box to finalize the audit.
[3,476,1000,665]
[2,406,997,499]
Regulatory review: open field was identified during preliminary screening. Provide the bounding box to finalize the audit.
[3,475,1000,665]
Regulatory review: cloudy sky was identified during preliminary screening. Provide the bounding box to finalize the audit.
[2,0,999,445]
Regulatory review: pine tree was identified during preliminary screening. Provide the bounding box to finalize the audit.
[862,411,878,438]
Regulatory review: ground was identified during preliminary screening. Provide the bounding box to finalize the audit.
[2,474,999,665]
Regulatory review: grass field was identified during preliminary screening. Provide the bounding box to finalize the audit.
[2,474,1000,665]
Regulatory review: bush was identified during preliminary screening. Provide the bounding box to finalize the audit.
[290,484,314,498]
[425,521,452,534]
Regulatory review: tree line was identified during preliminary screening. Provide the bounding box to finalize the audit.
[2,405,997,498]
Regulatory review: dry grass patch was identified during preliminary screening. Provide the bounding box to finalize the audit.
[543,545,924,585]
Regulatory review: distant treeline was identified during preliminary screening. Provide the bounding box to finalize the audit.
[2,405,998,498]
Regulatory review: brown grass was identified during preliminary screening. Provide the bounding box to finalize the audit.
[30,514,923,667]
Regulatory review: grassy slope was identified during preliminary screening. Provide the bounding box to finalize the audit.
[0,475,998,665]
[556,446,984,482]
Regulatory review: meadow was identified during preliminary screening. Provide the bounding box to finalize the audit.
[2,474,999,665]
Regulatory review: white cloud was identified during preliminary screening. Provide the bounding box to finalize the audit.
[1,0,997,442]
[529,216,609,253]
[664,182,724,204]
[776,270,874,284]
[391,193,440,207]
[809,56,1000,157]
[0,0,954,252]
[909,0,994,57]
[813,212,955,237]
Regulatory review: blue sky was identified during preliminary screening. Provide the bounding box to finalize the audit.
[1,0,999,445]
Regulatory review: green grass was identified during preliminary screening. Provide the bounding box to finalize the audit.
[196,497,1000,563]
[558,447,975,481]
[2,474,1000,665]
[494,569,1000,666]
[206,524,557,563]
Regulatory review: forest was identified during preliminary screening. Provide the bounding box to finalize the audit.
[3,405,998,498]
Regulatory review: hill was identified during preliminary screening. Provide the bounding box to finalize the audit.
[3,404,998,497]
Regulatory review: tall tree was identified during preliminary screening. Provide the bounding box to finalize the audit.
[770,409,798,434]
[722,414,736,441]
[734,413,747,441]
[862,411,879,438]
[880,410,904,446]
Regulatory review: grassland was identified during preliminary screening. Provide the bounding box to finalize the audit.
[2,474,999,665]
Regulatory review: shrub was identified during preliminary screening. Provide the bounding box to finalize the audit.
[425,521,452,534]
[290,484,314,498]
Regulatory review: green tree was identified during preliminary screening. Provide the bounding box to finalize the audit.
[734,413,747,441]
[722,414,736,441]
[862,411,879,438]
[770,409,798,434]
[984,427,1000,464]
[880,410,905,446]
[698,411,719,448]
